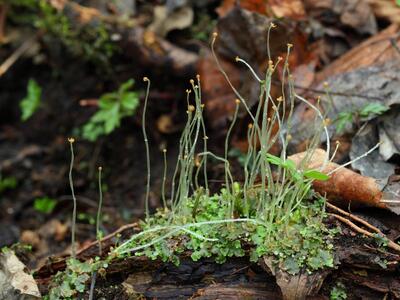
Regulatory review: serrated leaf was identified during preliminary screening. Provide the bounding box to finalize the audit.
[303,170,330,181]
[121,92,139,111]
[359,103,388,118]
[335,112,353,134]
[118,79,134,93]
[104,104,120,133]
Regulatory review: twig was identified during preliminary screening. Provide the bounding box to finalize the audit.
[329,213,400,253]
[76,222,140,257]
[0,31,41,77]
[272,79,385,102]
[326,202,381,234]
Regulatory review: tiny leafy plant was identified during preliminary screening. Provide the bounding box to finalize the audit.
[48,257,109,300]
[330,282,347,300]
[34,197,57,214]
[20,79,42,121]
[0,175,17,194]
[45,27,350,299]
[82,79,140,141]
[111,28,338,276]
[6,0,116,68]
[334,102,389,134]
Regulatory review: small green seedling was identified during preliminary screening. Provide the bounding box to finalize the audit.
[34,197,57,214]
[266,153,330,181]
[20,79,42,121]
[82,79,139,141]
[48,257,109,300]
[330,282,347,300]
[335,102,389,134]
[0,175,17,194]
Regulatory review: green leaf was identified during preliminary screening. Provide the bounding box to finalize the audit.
[34,197,57,214]
[283,159,296,171]
[118,79,134,93]
[303,170,330,181]
[397,0,400,7]
[266,153,284,166]
[0,176,17,193]
[104,104,120,133]
[121,92,139,111]
[20,79,42,121]
[335,111,353,134]
[283,256,300,274]
[359,103,389,118]
[82,79,138,141]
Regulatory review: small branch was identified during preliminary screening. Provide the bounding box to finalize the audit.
[329,213,400,253]
[326,202,381,234]
[77,222,140,257]
[0,31,41,77]
[272,79,385,102]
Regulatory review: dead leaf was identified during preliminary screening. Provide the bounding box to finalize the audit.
[20,230,41,250]
[156,114,180,134]
[0,250,41,299]
[367,0,400,25]
[289,149,400,213]
[216,0,267,17]
[304,0,377,35]
[38,219,68,242]
[288,59,400,156]
[122,26,198,75]
[217,0,306,20]
[316,24,400,82]
[198,51,240,129]
[267,0,306,20]
[148,5,194,37]
[349,123,395,180]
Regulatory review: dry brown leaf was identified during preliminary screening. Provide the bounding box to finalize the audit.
[304,0,377,35]
[156,114,180,134]
[198,51,240,129]
[148,5,194,37]
[216,0,267,17]
[0,251,41,299]
[217,0,306,20]
[367,0,400,25]
[267,0,306,20]
[316,24,400,82]
[289,149,387,210]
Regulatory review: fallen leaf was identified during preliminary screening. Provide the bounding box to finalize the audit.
[304,0,377,35]
[367,0,400,25]
[267,0,306,20]
[20,230,41,250]
[198,51,240,129]
[148,5,194,37]
[316,24,399,82]
[156,114,180,134]
[0,250,41,299]
[349,123,395,180]
[216,0,267,17]
[289,149,400,214]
